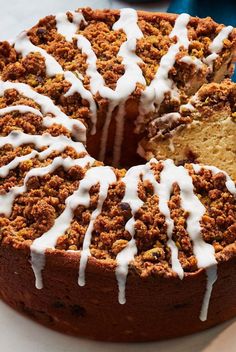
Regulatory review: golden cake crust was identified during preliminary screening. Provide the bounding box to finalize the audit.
[0,240,235,341]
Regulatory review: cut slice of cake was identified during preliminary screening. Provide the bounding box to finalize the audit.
[141,79,236,179]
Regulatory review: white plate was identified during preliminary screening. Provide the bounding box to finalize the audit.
[0,0,235,350]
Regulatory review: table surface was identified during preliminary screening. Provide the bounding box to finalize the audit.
[0,0,169,41]
[0,1,235,351]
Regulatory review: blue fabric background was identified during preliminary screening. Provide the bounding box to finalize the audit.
[168,0,236,80]
[168,0,236,25]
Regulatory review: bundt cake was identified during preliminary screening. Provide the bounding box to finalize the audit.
[0,7,235,342]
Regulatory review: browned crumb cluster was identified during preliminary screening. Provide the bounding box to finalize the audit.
[191,79,236,115]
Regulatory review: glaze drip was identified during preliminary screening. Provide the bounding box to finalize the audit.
[30,155,95,289]
[14,25,96,136]
[138,13,190,123]
[180,56,204,70]
[73,8,146,164]
[115,158,219,311]
[0,130,87,178]
[0,130,87,153]
[0,81,87,142]
[116,164,147,304]
[200,265,218,322]
[192,164,236,196]
[55,11,87,42]
[205,25,233,66]
[0,155,93,217]
[78,167,117,286]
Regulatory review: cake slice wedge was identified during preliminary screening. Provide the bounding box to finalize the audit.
[141,80,236,179]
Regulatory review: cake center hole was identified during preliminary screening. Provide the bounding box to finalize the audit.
[86,113,146,168]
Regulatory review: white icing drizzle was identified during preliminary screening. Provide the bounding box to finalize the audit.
[113,102,126,166]
[0,131,87,178]
[139,13,190,121]
[192,164,236,196]
[180,55,204,70]
[180,102,195,113]
[55,11,86,42]
[75,8,146,164]
[31,165,115,289]
[63,71,97,135]
[170,161,216,270]
[204,53,218,66]
[114,158,223,320]
[55,8,145,164]
[209,26,233,54]
[75,34,105,95]
[0,130,86,153]
[110,9,145,165]
[14,27,96,136]
[205,26,233,66]
[151,159,217,270]
[150,112,181,137]
[191,163,236,320]
[200,265,217,322]
[116,164,147,304]
[0,150,38,178]
[0,81,86,142]
[14,31,62,76]
[144,160,185,278]
[0,155,93,217]
[78,167,117,286]
[92,11,143,118]
[0,105,42,117]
